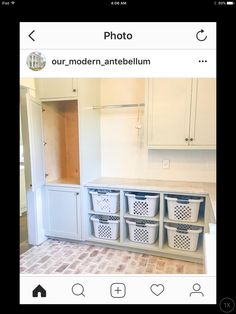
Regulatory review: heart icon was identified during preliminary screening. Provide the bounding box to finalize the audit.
[150,284,165,296]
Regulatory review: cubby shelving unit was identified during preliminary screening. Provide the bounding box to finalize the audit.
[87,188,122,245]
[123,213,159,221]
[85,184,207,263]
[88,211,120,217]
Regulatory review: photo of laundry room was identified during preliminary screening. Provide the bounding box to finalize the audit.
[20,78,216,275]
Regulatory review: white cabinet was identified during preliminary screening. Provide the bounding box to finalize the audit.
[189,79,216,147]
[20,167,27,214]
[21,79,101,244]
[36,78,77,99]
[147,79,192,148]
[147,78,216,149]
[44,186,80,240]
[25,94,46,190]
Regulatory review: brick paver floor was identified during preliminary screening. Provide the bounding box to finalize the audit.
[20,239,204,274]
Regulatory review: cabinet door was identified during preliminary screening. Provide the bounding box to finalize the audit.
[36,78,77,99]
[147,79,192,148]
[20,168,26,213]
[190,79,216,147]
[45,188,79,239]
[26,94,45,190]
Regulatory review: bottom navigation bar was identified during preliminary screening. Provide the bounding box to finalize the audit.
[20,275,216,304]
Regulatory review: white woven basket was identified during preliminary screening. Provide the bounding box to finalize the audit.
[165,195,203,222]
[89,190,120,213]
[126,219,159,244]
[91,215,120,240]
[125,193,159,217]
[165,223,202,251]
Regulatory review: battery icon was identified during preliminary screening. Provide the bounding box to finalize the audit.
[227,1,235,4]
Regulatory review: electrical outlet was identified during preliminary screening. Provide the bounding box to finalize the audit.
[162,160,170,169]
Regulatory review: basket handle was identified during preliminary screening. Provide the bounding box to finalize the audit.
[135,196,146,200]
[177,199,189,204]
[97,191,109,195]
[136,222,146,227]
[176,227,188,234]
[98,218,109,224]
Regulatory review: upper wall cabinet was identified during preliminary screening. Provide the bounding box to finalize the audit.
[147,78,216,149]
[36,78,78,99]
[189,79,216,147]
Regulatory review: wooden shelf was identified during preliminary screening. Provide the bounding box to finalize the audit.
[161,240,204,259]
[163,216,205,227]
[88,235,120,245]
[122,239,159,251]
[88,211,120,217]
[47,177,80,185]
[124,213,159,221]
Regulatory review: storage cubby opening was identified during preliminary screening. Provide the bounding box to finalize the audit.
[87,214,93,238]
[88,190,94,212]
[124,191,160,218]
[89,214,121,242]
[123,217,129,240]
[164,194,205,224]
[124,217,159,247]
[42,100,80,184]
[88,188,120,214]
[198,200,205,220]
[163,222,204,254]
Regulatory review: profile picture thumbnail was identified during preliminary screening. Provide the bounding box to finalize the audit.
[26,52,46,71]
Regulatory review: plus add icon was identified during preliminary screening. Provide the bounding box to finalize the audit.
[110,283,126,298]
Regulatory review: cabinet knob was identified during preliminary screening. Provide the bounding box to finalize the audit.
[185,138,189,141]
[73,89,76,92]
[190,138,193,141]
[76,193,79,195]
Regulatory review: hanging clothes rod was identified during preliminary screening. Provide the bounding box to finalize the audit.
[92,103,145,109]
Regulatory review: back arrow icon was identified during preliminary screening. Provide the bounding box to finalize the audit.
[196,29,207,42]
[28,30,35,41]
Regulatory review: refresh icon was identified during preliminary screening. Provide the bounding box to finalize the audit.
[196,29,207,42]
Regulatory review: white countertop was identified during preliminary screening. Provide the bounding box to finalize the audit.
[86,177,216,220]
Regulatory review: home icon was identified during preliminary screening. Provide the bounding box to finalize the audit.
[32,284,46,298]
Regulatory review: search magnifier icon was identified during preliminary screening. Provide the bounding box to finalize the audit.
[72,283,85,297]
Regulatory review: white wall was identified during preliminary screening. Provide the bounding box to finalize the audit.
[20,78,35,90]
[100,79,216,183]
[78,78,101,184]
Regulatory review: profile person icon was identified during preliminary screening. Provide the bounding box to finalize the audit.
[189,283,204,297]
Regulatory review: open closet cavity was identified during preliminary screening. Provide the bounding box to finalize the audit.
[42,100,80,185]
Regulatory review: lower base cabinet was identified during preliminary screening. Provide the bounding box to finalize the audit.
[44,186,80,240]
[43,184,208,263]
